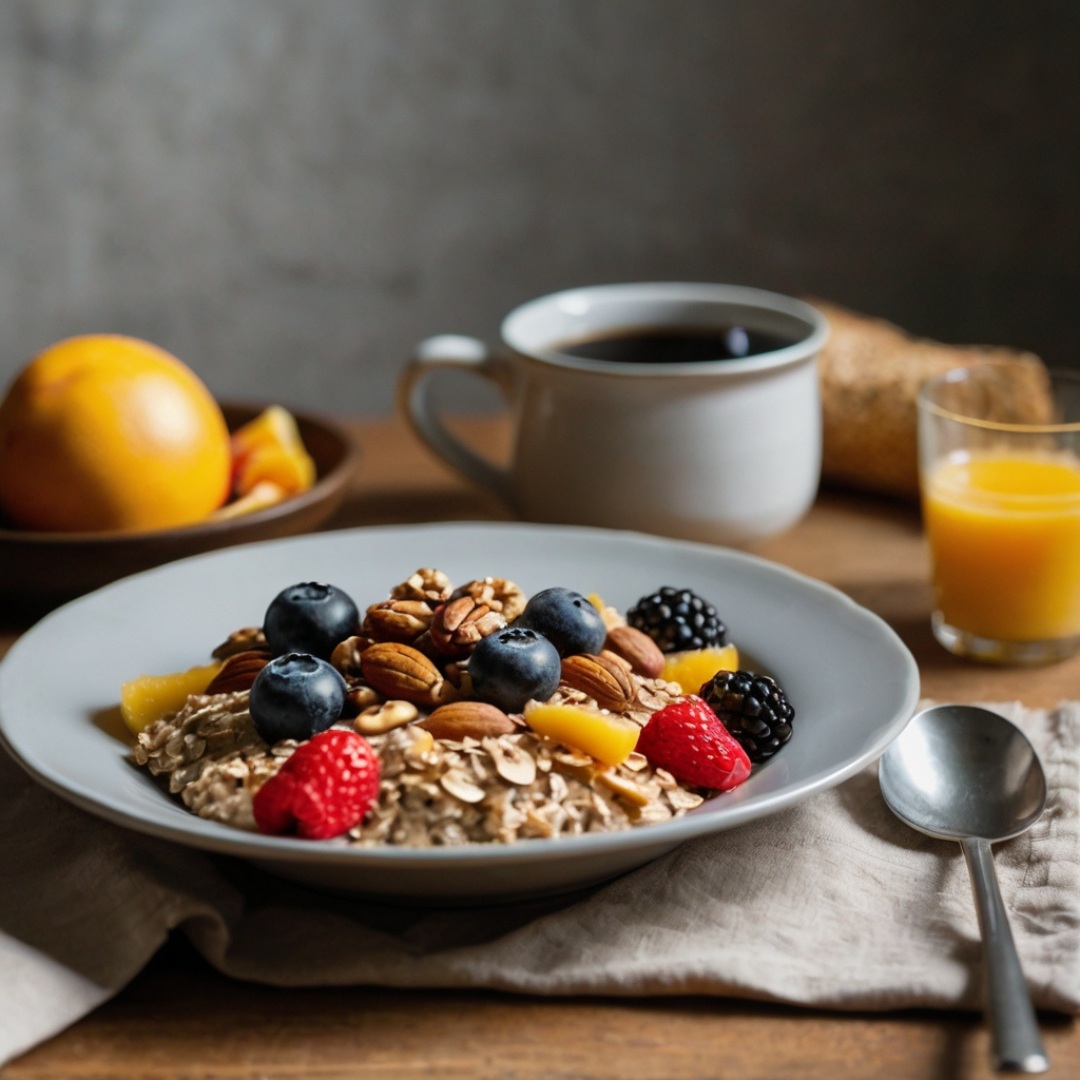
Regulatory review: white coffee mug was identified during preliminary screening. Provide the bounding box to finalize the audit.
[398,282,829,546]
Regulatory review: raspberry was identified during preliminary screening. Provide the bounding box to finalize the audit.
[253,729,381,839]
[636,695,751,792]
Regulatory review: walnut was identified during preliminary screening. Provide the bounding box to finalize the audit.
[450,577,527,621]
[390,568,453,604]
[362,599,435,643]
[428,595,506,658]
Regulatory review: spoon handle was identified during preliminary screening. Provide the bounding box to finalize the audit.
[961,837,1049,1073]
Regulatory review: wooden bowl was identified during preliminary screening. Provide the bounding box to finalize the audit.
[0,403,358,611]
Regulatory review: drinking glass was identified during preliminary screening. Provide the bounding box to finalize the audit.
[918,361,1080,664]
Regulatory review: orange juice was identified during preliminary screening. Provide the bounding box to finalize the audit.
[923,452,1080,641]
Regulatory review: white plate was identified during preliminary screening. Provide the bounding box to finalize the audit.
[0,523,920,902]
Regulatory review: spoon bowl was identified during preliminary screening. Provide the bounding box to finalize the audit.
[880,704,1049,1074]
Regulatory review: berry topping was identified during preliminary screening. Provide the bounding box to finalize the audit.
[699,669,794,762]
[263,582,359,659]
[635,695,751,791]
[249,653,347,744]
[627,586,727,653]
[253,729,380,839]
[514,587,607,657]
[468,626,561,713]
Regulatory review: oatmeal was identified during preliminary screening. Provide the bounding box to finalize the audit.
[127,571,794,844]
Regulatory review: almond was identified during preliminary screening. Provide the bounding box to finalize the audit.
[559,653,636,712]
[603,624,665,678]
[204,649,271,695]
[418,700,516,740]
[359,641,445,706]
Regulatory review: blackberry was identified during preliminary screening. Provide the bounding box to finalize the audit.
[700,669,794,762]
[627,586,727,654]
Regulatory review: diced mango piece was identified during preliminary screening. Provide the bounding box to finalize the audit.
[524,701,640,766]
[230,405,316,498]
[661,644,739,695]
[120,662,222,734]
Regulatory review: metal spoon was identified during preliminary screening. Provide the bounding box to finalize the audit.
[879,704,1049,1073]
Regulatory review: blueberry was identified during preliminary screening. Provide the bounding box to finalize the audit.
[514,587,607,657]
[249,652,347,744]
[264,582,359,659]
[468,627,561,713]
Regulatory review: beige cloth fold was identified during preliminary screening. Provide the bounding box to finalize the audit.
[2,701,1078,1066]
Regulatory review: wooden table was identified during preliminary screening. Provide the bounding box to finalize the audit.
[3,415,1078,1079]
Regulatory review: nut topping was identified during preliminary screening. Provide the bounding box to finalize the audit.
[330,635,374,681]
[450,577,527,621]
[418,701,516,741]
[428,595,507,658]
[360,642,446,706]
[603,625,665,678]
[559,653,637,712]
[353,699,419,735]
[390,568,453,604]
[212,626,268,660]
[362,599,435,643]
[204,650,271,695]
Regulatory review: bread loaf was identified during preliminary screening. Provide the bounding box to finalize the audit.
[810,299,1048,498]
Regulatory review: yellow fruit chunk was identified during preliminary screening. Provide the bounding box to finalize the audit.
[0,335,232,533]
[120,662,222,734]
[230,405,315,498]
[524,701,639,766]
[661,644,740,694]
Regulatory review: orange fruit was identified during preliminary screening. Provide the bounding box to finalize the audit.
[0,334,232,533]
[661,644,740,695]
[230,405,316,499]
[120,661,223,734]
[524,701,640,766]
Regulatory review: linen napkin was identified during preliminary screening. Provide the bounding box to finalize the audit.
[1,700,1078,1067]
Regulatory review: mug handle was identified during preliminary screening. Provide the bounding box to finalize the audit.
[398,334,517,508]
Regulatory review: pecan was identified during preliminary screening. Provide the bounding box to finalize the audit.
[428,595,506,658]
[204,650,271,695]
[212,626,268,660]
[559,653,636,712]
[603,625,665,678]
[359,642,446,706]
[362,599,435,643]
[418,701,517,741]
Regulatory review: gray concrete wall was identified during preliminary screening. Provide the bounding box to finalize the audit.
[1,0,1077,416]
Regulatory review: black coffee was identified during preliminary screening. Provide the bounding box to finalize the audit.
[556,326,794,364]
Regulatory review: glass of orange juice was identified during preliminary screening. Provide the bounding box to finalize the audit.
[918,361,1080,663]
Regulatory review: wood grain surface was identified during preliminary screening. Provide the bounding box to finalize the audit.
[2,414,1077,1080]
